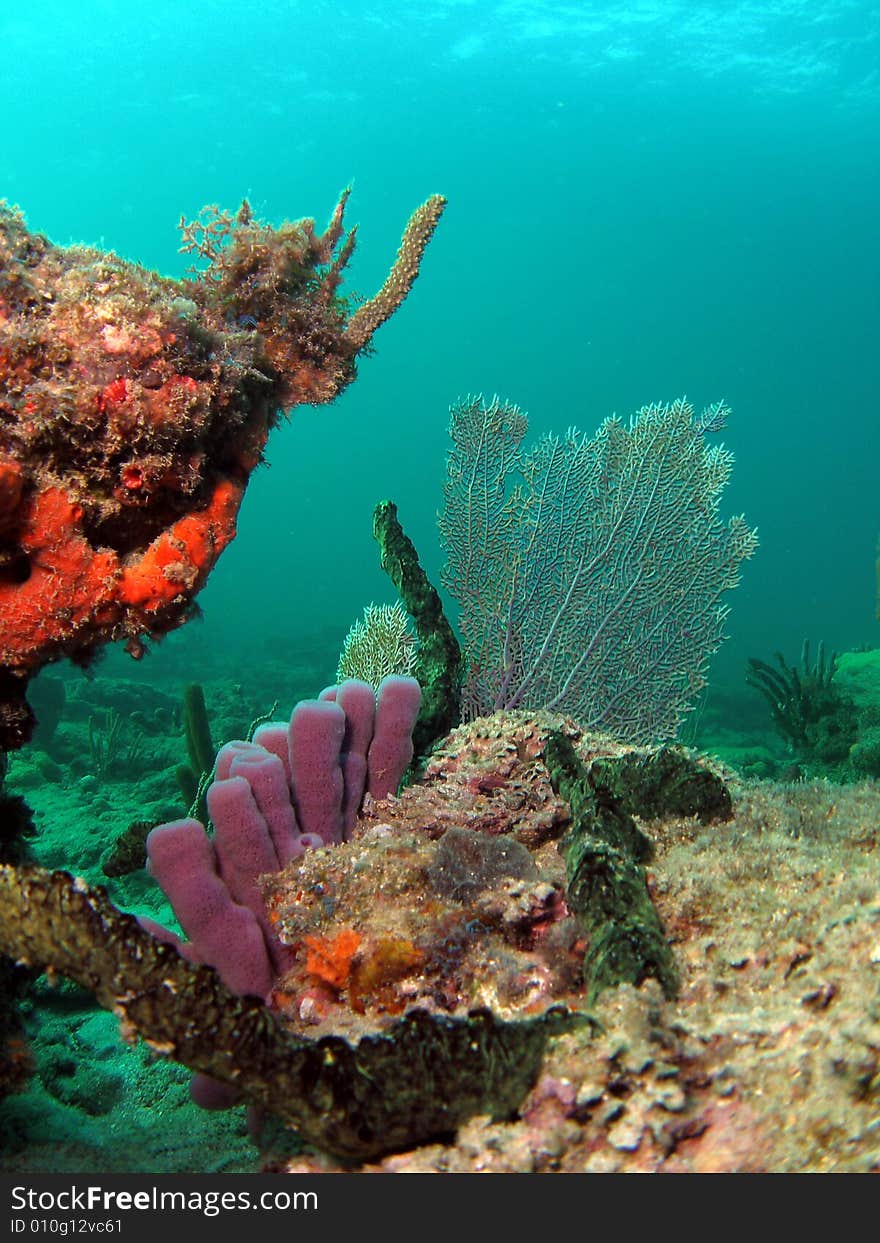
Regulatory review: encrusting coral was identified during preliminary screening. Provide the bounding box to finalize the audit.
[0,191,446,748]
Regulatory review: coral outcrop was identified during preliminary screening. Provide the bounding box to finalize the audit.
[0,860,570,1158]
[0,192,445,747]
[4,711,880,1171]
[0,710,716,1153]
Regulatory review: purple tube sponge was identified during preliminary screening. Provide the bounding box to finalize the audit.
[251,722,293,785]
[225,748,301,863]
[144,681,420,1118]
[288,699,347,845]
[148,677,423,971]
[145,674,422,1112]
[335,679,378,835]
[213,738,265,780]
[368,675,423,798]
[145,817,276,1000]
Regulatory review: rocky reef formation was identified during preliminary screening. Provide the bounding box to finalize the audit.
[0,192,445,747]
[0,710,727,1156]
[3,710,880,1171]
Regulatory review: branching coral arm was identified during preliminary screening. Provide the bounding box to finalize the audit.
[343,195,447,351]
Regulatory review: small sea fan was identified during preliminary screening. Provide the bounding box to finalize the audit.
[337,602,416,688]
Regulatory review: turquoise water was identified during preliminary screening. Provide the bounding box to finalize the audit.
[2,0,877,698]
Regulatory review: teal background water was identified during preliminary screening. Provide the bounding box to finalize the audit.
[1,0,878,700]
[2,1,880,1177]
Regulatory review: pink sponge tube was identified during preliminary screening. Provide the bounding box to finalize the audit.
[288,699,346,844]
[250,722,293,785]
[144,674,424,1114]
[335,679,377,837]
[213,739,266,781]
[145,818,275,1000]
[367,675,422,799]
[227,749,301,864]
[205,775,293,978]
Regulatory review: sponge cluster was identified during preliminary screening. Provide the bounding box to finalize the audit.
[144,675,422,1003]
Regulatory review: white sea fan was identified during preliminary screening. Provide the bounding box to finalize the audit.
[439,394,758,743]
